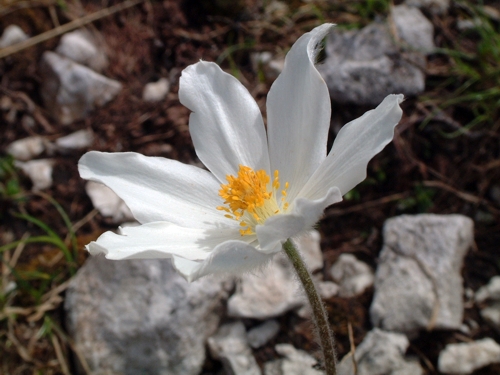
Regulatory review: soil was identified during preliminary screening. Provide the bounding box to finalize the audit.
[1,0,499,374]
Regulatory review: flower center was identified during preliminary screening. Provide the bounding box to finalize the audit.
[217,165,289,236]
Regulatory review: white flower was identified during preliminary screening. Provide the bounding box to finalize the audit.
[79,24,403,282]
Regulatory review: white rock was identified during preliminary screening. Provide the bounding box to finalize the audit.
[7,136,46,161]
[142,78,170,102]
[405,0,450,15]
[438,338,500,374]
[338,328,424,375]
[476,276,500,303]
[318,281,339,299]
[392,5,435,53]
[55,129,94,151]
[15,159,54,191]
[228,254,302,319]
[40,51,121,125]
[370,214,474,336]
[228,231,322,319]
[208,321,261,375]
[481,302,500,331]
[247,320,280,349]
[319,23,425,106]
[56,29,108,72]
[85,181,134,223]
[65,257,227,375]
[0,25,28,49]
[330,254,373,298]
[264,344,323,375]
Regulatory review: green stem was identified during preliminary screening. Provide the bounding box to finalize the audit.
[283,238,337,375]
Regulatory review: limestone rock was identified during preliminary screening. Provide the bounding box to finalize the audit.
[0,25,28,49]
[337,328,424,375]
[370,214,474,336]
[15,159,54,191]
[65,256,227,375]
[40,51,121,125]
[330,254,374,298]
[56,29,108,72]
[319,23,425,106]
[142,78,170,102]
[476,276,500,331]
[438,338,500,374]
[392,5,435,53]
[55,129,94,151]
[85,181,134,223]
[247,320,280,349]
[264,344,323,375]
[208,321,261,375]
[7,136,46,161]
[228,231,323,319]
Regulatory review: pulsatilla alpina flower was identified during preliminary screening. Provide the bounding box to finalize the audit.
[79,24,403,282]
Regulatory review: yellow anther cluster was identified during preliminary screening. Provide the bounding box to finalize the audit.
[217,165,289,236]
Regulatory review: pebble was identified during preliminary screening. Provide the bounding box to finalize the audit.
[370,214,474,336]
[7,136,46,161]
[85,181,134,223]
[142,78,170,102]
[438,338,500,374]
[0,25,28,49]
[330,254,374,298]
[56,29,108,72]
[15,159,54,190]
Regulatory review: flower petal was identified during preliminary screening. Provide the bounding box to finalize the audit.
[256,187,342,251]
[266,23,334,202]
[171,240,279,282]
[87,222,242,260]
[179,61,270,182]
[79,151,233,229]
[299,94,404,200]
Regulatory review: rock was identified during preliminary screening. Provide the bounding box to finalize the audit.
[438,338,500,374]
[0,25,28,49]
[228,253,303,319]
[319,23,425,106]
[247,320,280,349]
[65,256,227,375]
[370,214,474,336]
[208,321,261,375]
[317,281,339,299]
[264,344,323,375]
[55,129,94,151]
[337,328,424,375]
[56,29,108,72]
[85,181,134,223]
[330,254,374,298]
[142,78,170,102]
[7,136,46,161]
[476,276,500,331]
[40,51,122,125]
[405,0,450,15]
[228,231,323,319]
[476,276,500,303]
[392,5,435,53]
[15,159,54,190]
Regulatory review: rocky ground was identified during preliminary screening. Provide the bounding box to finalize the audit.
[1,0,500,374]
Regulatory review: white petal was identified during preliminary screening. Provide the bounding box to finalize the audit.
[171,240,279,282]
[266,24,334,202]
[179,61,270,182]
[87,222,242,260]
[79,151,233,229]
[256,187,342,251]
[299,94,404,200]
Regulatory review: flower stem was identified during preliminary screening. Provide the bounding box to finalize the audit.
[283,238,337,375]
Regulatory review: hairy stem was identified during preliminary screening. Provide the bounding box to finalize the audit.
[283,238,337,375]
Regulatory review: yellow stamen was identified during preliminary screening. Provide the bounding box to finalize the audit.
[219,165,290,236]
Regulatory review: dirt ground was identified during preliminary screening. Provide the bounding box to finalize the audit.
[1,0,500,374]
